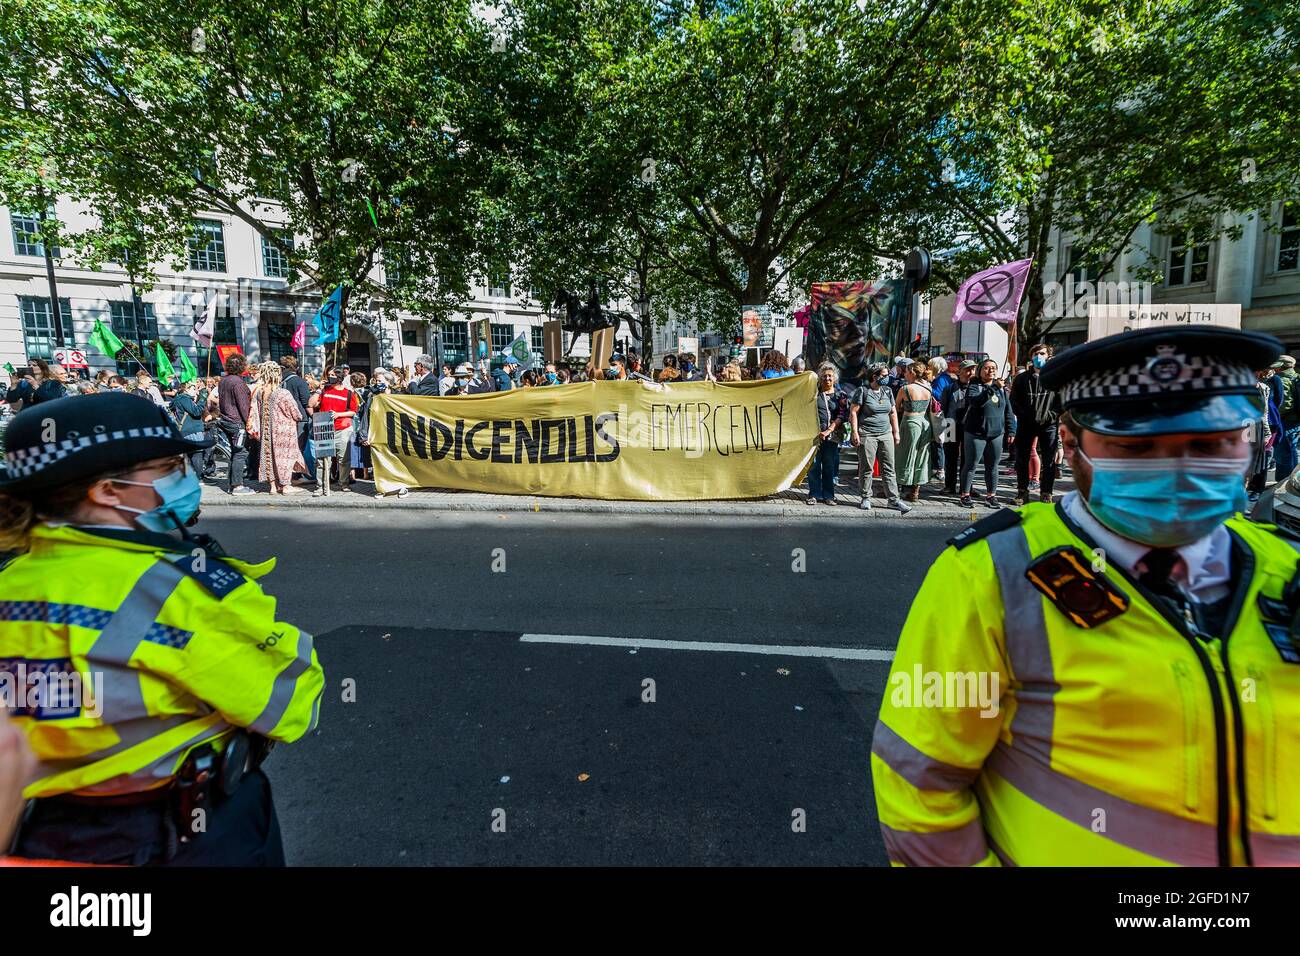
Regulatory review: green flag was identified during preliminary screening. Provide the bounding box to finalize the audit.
[3,363,14,375]
[177,347,198,384]
[89,318,125,358]
[155,342,176,386]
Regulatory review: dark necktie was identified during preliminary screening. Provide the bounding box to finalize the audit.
[1139,548,1207,636]
[1137,548,1183,600]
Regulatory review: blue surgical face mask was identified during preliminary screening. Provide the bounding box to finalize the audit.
[1077,448,1248,547]
[113,467,203,533]
[1032,353,1048,369]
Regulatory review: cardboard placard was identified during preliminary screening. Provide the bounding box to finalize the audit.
[543,320,563,363]
[591,326,615,369]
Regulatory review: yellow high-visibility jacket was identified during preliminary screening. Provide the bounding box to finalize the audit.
[872,503,1300,866]
[0,524,324,798]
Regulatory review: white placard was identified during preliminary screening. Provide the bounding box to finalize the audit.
[1087,304,1241,340]
[773,327,804,360]
[677,336,699,358]
[53,348,88,368]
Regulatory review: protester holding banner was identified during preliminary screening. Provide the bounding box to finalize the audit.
[493,359,518,391]
[409,355,440,396]
[760,350,794,379]
[958,358,1014,509]
[807,363,850,505]
[893,361,934,502]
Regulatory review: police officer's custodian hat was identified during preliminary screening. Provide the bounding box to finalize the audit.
[0,392,213,493]
[1039,324,1282,437]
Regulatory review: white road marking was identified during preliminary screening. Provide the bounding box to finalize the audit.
[520,634,894,661]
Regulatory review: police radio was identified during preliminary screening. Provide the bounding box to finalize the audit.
[1025,546,1129,629]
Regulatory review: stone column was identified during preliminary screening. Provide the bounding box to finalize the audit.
[1215,211,1258,309]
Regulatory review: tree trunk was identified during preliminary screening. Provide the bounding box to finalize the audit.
[37,199,64,349]
[642,308,655,369]
[334,282,352,371]
[1019,271,1046,357]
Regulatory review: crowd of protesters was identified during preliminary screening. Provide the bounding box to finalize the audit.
[805,342,1300,511]
[6,343,1297,507]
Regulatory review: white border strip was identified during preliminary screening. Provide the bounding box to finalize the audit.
[520,633,894,661]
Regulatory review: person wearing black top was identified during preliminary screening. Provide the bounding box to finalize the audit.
[940,360,977,493]
[959,358,1015,509]
[408,354,441,396]
[1010,342,1063,504]
[169,381,209,478]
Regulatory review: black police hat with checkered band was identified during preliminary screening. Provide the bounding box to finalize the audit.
[1039,324,1282,436]
[0,392,213,493]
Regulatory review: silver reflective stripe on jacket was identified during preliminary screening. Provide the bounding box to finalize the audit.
[986,742,1219,866]
[872,719,981,791]
[880,818,989,867]
[985,524,1057,763]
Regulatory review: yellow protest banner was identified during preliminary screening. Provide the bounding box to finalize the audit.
[370,374,819,500]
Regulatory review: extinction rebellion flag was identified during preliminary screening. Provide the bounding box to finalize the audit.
[951,257,1034,324]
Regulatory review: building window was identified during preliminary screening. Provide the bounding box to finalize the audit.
[489,323,515,369]
[386,255,402,288]
[188,219,227,272]
[19,297,72,360]
[530,325,543,355]
[110,301,159,342]
[261,230,293,279]
[109,301,159,374]
[1167,231,1210,286]
[1279,202,1299,273]
[401,327,419,348]
[11,211,59,258]
[266,320,295,361]
[196,316,239,372]
[487,269,511,299]
[442,321,468,367]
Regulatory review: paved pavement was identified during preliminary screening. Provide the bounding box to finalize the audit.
[199,509,962,865]
[203,445,1075,521]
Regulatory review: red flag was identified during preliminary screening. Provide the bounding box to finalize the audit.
[216,344,243,365]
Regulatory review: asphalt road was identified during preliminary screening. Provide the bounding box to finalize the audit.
[200,508,965,865]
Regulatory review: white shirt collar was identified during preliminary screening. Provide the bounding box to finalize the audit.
[1059,491,1233,603]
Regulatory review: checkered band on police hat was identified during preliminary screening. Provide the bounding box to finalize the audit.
[0,392,214,492]
[4,425,173,480]
[1060,347,1257,405]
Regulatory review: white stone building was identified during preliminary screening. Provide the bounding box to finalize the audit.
[0,195,637,379]
[930,202,1300,355]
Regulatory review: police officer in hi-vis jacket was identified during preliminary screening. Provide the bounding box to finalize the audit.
[0,393,323,865]
[872,325,1299,866]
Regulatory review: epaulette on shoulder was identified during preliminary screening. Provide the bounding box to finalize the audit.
[946,508,1023,550]
[168,552,249,599]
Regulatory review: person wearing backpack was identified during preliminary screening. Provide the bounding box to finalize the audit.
[1272,355,1300,480]
[170,379,209,479]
